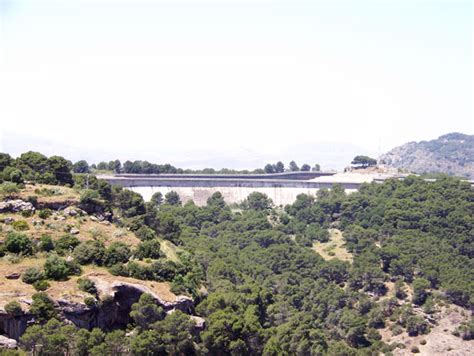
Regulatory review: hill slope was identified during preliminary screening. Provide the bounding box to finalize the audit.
[379,133,474,179]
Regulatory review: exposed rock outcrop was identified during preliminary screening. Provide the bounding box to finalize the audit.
[0,335,18,349]
[0,311,33,341]
[62,207,86,217]
[0,200,35,214]
[0,279,197,342]
[57,279,194,331]
[379,133,474,179]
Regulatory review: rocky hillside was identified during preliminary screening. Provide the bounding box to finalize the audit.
[0,183,202,348]
[379,133,474,179]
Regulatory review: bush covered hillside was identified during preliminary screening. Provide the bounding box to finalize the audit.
[379,133,474,179]
[0,151,472,355]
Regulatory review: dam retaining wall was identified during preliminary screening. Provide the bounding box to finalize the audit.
[100,175,362,206]
[129,185,358,207]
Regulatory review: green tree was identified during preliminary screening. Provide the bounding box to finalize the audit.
[351,155,377,168]
[103,330,128,355]
[73,160,90,173]
[242,192,273,210]
[412,278,430,305]
[55,234,80,254]
[289,161,299,172]
[275,161,285,173]
[130,293,165,330]
[130,330,165,355]
[150,191,164,207]
[153,311,196,355]
[29,292,56,323]
[73,240,105,265]
[135,239,163,260]
[264,164,275,174]
[104,242,131,266]
[47,155,73,185]
[165,191,181,206]
[312,163,321,172]
[0,152,13,171]
[300,163,311,171]
[4,301,23,316]
[135,226,156,241]
[8,169,24,183]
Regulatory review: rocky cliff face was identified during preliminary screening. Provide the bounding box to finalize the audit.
[379,133,474,179]
[0,278,196,341]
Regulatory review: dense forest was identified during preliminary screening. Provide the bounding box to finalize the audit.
[0,151,472,355]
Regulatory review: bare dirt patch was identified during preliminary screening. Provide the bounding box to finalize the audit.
[381,305,473,355]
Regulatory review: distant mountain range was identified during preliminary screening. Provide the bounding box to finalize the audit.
[379,133,474,179]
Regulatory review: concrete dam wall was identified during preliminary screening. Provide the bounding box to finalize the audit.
[100,174,362,206]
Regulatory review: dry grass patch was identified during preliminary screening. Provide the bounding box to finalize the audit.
[312,229,352,262]
[159,239,180,262]
[0,257,45,308]
[0,213,140,248]
[17,184,80,204]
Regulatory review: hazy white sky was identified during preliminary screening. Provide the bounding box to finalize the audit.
[0,0,472,168]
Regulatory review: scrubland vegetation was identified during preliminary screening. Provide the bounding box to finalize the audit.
[0,151,472,355]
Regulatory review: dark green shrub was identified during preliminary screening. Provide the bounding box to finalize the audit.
[164,191,181,206]
[33,280,50,291]
[38,209,52,219]
[77,278,97,295]
[66,259,82,276]
[12,220,29,231]
[4,301,23,316]
[104,242,131,266]
[73,240,105,265]
[43,254,80,280]
[0,182,19,198]
[55,234,80,254]
[127,261,154,280]
[108,263,129,277]
[242,192,273,210]
[151,260,178,281]
[406,316,428,336]
[84,297,97,307]
[411,346,420,353]
[9,169,23,184]
[305,224,330,242]
[4,232,33,255]
[79,189,105,214]
[135,239,163,260]
[39,234,55,252]
[21,267,44,284]
[21,209,34,217]
[135,226,156,241]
